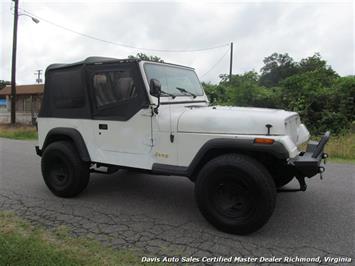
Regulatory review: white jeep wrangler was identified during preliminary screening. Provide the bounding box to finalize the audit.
[36,57,330,235]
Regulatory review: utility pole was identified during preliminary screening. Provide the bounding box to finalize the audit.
[229,42,233,82]
[10,0,19,125]
[34,69,43,84]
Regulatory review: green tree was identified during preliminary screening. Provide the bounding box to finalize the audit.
[206,71,280,108]
[297,53,338,87]
[223,71,263,106]
[277,53,343,133]
[128,53,164,62]
[202,82,229,105]
[203,52,353,135]
[0,80,10,90]
[259,53,298,87]
[332,76,355,125]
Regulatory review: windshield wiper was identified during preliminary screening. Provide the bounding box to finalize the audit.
[161,90,176,99]
[176,87,196,98]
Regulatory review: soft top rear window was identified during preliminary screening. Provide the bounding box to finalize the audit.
[48,67,85,109]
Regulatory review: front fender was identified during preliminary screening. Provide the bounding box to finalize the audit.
[152,138,289,179]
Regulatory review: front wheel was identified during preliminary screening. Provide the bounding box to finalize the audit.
[195,154,276,235]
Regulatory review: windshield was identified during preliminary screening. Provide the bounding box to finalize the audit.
[144,63,204,97]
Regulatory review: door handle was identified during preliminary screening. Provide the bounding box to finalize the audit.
[99,124,108,130]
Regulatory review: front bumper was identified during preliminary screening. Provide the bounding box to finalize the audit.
[289,131,330,178]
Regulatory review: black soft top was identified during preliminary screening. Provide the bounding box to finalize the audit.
[46,56,194,72]
[40,56,149,120]
[46,57,140,72]
[40,56,195,119]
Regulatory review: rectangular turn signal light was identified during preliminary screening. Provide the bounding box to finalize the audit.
[254,138,274,144]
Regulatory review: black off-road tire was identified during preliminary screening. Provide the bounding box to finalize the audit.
[41,141,90,198]
[195,153,276,235]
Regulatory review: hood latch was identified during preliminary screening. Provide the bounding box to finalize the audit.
[265,124,273,135]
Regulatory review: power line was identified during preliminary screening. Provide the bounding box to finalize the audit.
[19,8,230,53]
[200,48,230,79]
[34,69,42,84]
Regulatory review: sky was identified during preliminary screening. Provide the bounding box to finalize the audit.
[0,0,354,85]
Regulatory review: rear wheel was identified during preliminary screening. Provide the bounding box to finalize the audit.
[41,141,89,198]
[195,154,276,235]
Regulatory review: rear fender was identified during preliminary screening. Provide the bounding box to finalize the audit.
[39,127,90,162]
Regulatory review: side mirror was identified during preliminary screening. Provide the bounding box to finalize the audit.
[149,79,161,114]
[150,79,161,98]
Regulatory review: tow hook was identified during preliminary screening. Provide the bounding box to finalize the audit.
[277,176,307,193]
[319,166,325,180]
[318,152,328,180]
[322,153,328,164]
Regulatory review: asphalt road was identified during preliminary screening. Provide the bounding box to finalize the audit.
[0,138,354,265]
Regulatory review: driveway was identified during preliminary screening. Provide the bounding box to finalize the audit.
[0,138,354,264]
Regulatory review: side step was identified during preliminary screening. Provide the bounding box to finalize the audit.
[90,165,120,175]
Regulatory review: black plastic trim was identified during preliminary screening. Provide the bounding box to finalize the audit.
[312,131,330,158]
[290,152,322,178]
[290,132,330,178]
[152,164,189,176]
[160,100,207,105]
[41,127,91,162]
[35,146,42,156]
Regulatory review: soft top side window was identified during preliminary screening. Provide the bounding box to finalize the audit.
[88,63,148,121]
[93,70,137,109]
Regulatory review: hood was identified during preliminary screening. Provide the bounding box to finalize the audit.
[177,106,300,136]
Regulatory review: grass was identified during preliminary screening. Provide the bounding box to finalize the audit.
[299,133,354,163]
[325,133,355,163]
[328,157,355,164]
[0,124,37,140]
[0,211,155,266]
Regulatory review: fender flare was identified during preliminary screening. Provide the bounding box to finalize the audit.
[152,138,289,178]
[41,127,91,162]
